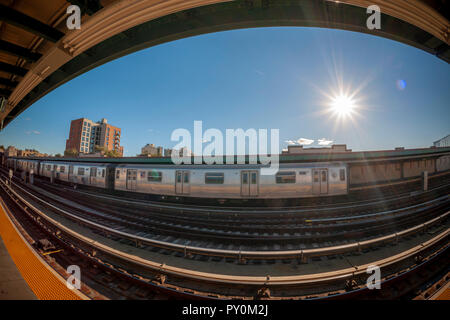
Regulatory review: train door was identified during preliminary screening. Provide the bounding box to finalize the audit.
[175,170,190,195]
[241,170,259,197]
[68,165,73,181]
[54,165,60,180]
[126,169,137,191]
[106,166,116,190]
[90,167,97,185]
[312,169,328,195]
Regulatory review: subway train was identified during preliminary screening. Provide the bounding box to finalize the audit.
[6,158,348,199]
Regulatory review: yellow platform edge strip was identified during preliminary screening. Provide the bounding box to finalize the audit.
[0,196,87,300]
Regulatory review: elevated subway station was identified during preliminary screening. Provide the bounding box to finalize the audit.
[0,0,449,301]
[0,146,449,300]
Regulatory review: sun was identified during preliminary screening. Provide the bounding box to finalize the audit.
[330,94,356,117]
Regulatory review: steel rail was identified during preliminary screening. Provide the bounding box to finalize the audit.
[1,176,448,287]
[22,179,450,238]
[22,173,450,216]
[3,166,448,216]
[1,177,448,262]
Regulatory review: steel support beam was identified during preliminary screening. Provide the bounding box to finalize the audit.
[0,4,64,42]
[0,40,42,62]
[0,88,12,97]
[0,78,18,88]
[0,61,28,77]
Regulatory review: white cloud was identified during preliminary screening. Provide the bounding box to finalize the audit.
[25,130,40,135]
[297,138,314,145]
[318,138,333,146]
[285,138,314,146]
[285,140,296,145]
[254,69,264,76]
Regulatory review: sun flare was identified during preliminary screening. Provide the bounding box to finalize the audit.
[330,94,356,117]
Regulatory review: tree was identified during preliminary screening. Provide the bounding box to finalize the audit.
[54,153,62,158]
[64,148,78,157]
[105,149,122,158]
[93,145,121,158]
[94,145,105,153]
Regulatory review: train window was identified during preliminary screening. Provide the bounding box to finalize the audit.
[116,170,120,179]
[177,172,182,183]
[242,173,248,184]
[78,168,85,175]
[298,171,307,175]
[148,171,162,182]
[69,166,73,174]
[205,173,224,184]
[90,168,97,177]
[322,171,327,182]
[276,172,296,184]
[102,169,105,178]
[251,172,257,184]
[339,169,345,181]
[395,163,401,171]
[60,166,65,173]
[140,171,146,178]
[184,173,189,183]
[314,171,319,182]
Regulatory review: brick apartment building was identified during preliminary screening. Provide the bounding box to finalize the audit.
[65,118,123,156]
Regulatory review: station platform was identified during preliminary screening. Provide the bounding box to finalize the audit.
[0,197,83,300]
[0,234,36,300]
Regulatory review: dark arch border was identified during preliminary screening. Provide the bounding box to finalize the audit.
[4,0,449,127]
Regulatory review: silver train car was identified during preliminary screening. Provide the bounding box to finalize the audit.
[16,159,40,173]
[114,163,348,199]
[6,158,349,199]
[39,161,110,188]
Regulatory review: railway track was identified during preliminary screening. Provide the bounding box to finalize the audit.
[3,170,448,251]
[1,171,448,259]
[21,168,450,220]
[0,173,448,299]
[29,168,450,213]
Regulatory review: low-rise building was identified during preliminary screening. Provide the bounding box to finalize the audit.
[5,146,17,157]
[164,148,173,157]
[17,149,47,157]
[141,143,163,157]
[282,144,352,154]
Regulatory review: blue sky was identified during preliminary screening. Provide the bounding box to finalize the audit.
[0,27,449,156]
